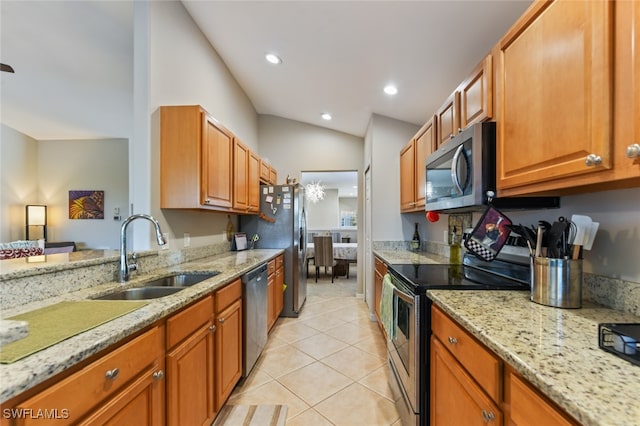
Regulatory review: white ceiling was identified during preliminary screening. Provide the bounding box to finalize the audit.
[0,1,133,140]
[182,0,533,137]
[0,1,532,141]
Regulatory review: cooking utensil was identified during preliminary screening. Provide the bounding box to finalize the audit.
[570,214,592,259]
[547,219,569,258]
[583,222,599,250]
[535,225,543,257]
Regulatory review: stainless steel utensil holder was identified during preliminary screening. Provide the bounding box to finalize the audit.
[531,257,582,308]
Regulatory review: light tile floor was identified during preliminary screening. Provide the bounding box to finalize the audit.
[224,269,401,425]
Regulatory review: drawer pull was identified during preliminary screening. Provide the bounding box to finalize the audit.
[482,410,495,423]
[152,370,164,380]
[105,368,120,380]
[447,336,458,345]
[585,153,602,166]
[626,143,640,158]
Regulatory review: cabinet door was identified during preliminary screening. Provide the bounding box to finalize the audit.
[414,118,436,210]
[612,0,640,183]
[497,0,613,194]
[215,299,242,410]
[232,139,249,211]
[248,151,260,213]
[400,141,416,212]
[436,91,460,148]
[274,263,284,318]
[509,372,578,426]
[269,166,277,185]
[166,326,216,426]
[430,337,502,426]
[202,114,233,208]
[80,364,165,426]
[259,159,271,183]
[267,273,276,331]
[460,54,492,129]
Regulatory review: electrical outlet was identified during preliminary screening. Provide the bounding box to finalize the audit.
[443,230,448,243]
[184,233,190,247]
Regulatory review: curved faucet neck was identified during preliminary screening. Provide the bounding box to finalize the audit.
[118,214,166,283]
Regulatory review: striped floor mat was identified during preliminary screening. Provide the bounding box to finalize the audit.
[212,405,287,426]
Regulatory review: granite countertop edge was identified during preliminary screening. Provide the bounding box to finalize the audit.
[0,248,283,403]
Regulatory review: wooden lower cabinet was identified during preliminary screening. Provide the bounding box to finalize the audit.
[215,299,242,409]
[431,305,579,426]
[267,255,284,331]
[506,368,579,426]
[214,280,243,411]
[430,337,502,425]
[14,326,165,426]
[373,256,387,326]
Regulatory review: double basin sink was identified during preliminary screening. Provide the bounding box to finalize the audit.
[93,272,219,300]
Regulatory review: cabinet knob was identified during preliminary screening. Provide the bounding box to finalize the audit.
[219,318,225,323]
[482,410,495,423]
[209,325,217,333]
[585,154,602,166]
[152,370,164,380]
[105,368,120,380]
[626,143,640,158]
[447,336,458,345]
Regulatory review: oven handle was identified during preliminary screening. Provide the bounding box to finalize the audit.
[450,144,465,195]
[391,280,414,304]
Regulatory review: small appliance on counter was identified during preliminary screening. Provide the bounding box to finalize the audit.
[599,323,640,367]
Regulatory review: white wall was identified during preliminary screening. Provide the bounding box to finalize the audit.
[307,188,339,229]
[365,114,420,241]
[0,125,128,248]
[0,124,39,242]
[148,0,259,250]
[37,139,128,249]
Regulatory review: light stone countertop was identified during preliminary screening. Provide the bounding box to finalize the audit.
[0,249,282,403]
[429,290,640,426]
[373,249,449,265]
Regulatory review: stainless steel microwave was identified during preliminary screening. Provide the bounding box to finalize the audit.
[425,121,559,212]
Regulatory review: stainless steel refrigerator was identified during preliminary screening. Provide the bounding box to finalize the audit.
[240,184,308,317]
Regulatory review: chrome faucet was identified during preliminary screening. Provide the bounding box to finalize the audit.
[119,214,167,282]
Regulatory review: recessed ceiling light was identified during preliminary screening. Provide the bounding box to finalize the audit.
[321,113,332,120]
[384,84,398,95]
[265,53,282,64]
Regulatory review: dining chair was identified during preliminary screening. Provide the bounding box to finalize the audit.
[313,235,335,283]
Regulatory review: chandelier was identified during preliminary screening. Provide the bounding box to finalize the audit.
[305,181,325,203]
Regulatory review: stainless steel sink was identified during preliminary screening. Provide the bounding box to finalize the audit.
[142,272,219,288]
[93,286,185,300]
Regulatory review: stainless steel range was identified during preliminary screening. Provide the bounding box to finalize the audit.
[385,250,530,426]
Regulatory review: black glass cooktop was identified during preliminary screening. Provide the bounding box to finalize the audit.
[388,262,530,294]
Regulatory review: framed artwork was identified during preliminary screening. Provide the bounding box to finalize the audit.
[69,190,104,219]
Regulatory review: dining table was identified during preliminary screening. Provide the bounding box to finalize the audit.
[306,242,357,278]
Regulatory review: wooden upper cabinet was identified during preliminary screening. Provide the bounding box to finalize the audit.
[436,91,460,149]
[269,165,277,185]
[459,54,493,130]
[401,117,436,212]
[232,139,249,211]
[259,159,270,183]
[400,140,417,212]
[248,151,260,212]
[611,0,640,186]
[160,105,233,210]
[496,0,615,195]
[202,114,234,209]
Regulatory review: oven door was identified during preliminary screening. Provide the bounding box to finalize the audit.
[388,277,419,417]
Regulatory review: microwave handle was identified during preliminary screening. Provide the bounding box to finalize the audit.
[450,144,465,195]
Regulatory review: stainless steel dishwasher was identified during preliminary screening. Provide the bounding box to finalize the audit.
[241,263,268,377]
